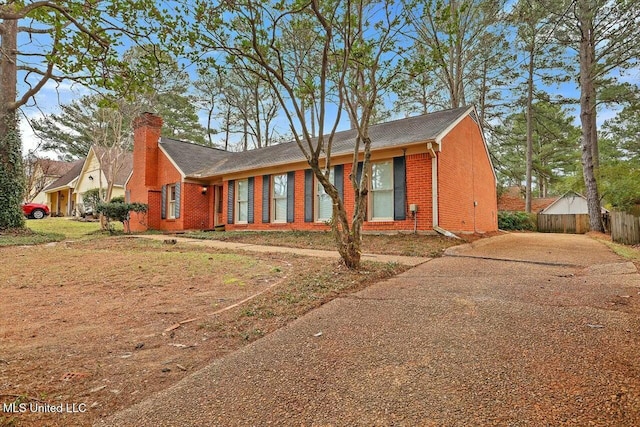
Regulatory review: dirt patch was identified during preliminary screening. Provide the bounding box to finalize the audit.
[186,230,470,257]
[0,238,407,426]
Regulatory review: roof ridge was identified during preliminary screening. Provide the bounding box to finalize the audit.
[160,137,229,153]
[220,106,472,156]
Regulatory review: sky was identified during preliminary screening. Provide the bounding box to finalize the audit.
[16,1,640,159]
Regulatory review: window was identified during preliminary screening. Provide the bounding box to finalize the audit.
[168,184,176,219]
[272,174,287,222]
[236,179,249,223]
[370,161,393,220]
[316,168,334,221]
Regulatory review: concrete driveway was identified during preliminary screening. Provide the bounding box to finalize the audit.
[99,233,640,426]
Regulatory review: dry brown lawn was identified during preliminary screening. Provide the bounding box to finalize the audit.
[186,229,466,257]
[0,237,413,427]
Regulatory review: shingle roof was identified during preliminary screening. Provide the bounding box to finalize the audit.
[497,187,557,212]
[37,158,78,177]
[114,152,133,186]
[91,146,133,186]
[159,138,233,176]
[43,160,84,191]
[163,106,472,179]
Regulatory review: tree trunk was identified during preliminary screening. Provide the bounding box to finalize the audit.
[578,7,604,232]
[242,120,248,151]
[525,45,535,214]
[206,102,214,147]
[0,18,26,229]
[308,157,363,269]
[309,133,372,270]
[224,108,231,151]
[0,18,17,153]
[589,38,598,172]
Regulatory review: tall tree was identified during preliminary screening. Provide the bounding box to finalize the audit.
[195,66,282,151]
[554,0,640,231]
[493,100,580,195]
[510,0,569,212]
[599,92,640,210]
[392,47,443,115]
[122,45,207,145]
[33,47,206,157]
[194,68,225,147]
[407,0,508,114]
[0,0,159,229]
[174,0,404,268]
[87,98,138,204]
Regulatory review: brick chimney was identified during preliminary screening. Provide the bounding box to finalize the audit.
[129,113,163,232]
[133,112,163,187]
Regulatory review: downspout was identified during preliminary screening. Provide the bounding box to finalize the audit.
[427,142,439,229]
[428,141,461,240]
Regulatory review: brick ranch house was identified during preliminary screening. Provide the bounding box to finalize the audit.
[126,106,498,234]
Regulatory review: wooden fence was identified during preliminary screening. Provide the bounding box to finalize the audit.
[537,214,590,234]
[611,211,640,245]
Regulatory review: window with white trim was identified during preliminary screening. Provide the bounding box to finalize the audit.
[272,174,287,222]
[316,168,334,221]
[168,184,176,219]
[370,161,393,220]
[236,179,249,223]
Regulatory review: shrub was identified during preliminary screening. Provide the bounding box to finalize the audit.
[498,211,536,231]
[82,188,105,215]
[110,195,125,204]
[96,202,148,233]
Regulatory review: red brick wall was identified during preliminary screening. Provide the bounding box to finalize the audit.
[130,112,497,234]
[147,191,161,230]
[437,115,498,233]
[183,183,211,230]
[155,152,185,232]
[129,114,162,232]
[225,154,435,233]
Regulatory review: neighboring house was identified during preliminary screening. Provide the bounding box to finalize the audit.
[539,191,608,215]
[44,146,133,216]
[43,160,84,216]
[74,146,133,215]
[497,186,556,213]
[127,106,498,234]
[25,158,80,204]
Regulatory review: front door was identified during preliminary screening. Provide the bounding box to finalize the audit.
[214,185,222,227]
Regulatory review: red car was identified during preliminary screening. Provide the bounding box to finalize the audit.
[22,202,50,219]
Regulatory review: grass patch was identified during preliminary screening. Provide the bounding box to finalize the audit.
[588,232,640,270]
[0,228,64,246]
[603,241,640,262]
[26,217,123,240]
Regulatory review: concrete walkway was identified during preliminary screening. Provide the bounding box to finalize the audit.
[129,234,430,267]
[100,233,640,426]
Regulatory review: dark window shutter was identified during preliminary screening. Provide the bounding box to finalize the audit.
[393,156,406,220]
[304,169,313,222]
[174,182,181,219]
[227,180,235,224]
[161,185,167,219]
[287,171,295,223]
[356,161,364,185]
[248,177,255,224]
[262,175,270,223]
[334,164,344,202]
